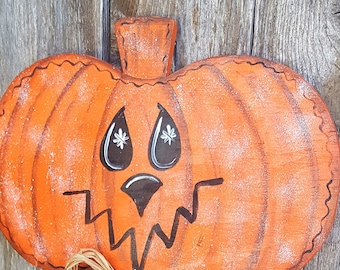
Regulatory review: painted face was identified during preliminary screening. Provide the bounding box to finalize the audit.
[100,104,181,215]
[64,101,223,270]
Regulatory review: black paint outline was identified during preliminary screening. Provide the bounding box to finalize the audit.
[100,106,133,171]
[288,179,334,269]
[148,103,181,170]
[63,177,223,270]
[121,173,163,217]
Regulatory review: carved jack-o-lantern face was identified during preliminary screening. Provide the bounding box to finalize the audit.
[0,17,339,270]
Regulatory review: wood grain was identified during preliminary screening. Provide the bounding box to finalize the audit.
[110,0,256,69]
[0,1,109,269]
[0,0,109,95]
[0,0,339,269]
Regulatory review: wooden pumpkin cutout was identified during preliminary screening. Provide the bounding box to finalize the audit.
[0,16,339,270]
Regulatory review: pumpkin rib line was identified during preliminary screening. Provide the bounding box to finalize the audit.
[276,71,339,269]
[274,71,321,265]
[166,80,222,266]
[288,91,338,268]
[17,82,54,256]
[30,65,89,267]
[302,91,337,183]
[0,73,52,263]
[205,64,270,269]
[236,63,333,268]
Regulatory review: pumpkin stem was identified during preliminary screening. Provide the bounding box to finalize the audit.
[114,17,177,79]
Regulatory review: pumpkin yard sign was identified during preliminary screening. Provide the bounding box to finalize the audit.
[0,17,339,270]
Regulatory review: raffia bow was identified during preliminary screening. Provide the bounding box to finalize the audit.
[65,249,114,270]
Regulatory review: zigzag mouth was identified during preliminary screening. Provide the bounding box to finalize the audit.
[63,177,223,270]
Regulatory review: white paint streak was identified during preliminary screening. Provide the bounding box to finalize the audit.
[277,242,296,264]
[225,136,250,168]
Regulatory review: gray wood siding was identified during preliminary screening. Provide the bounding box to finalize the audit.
[0,0,339,269]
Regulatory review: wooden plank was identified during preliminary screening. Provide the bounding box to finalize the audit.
[252,1,340,269]
[0,0,109,96]
[0,1,109,269]
[110,0,257,69]
[253,0,340,133]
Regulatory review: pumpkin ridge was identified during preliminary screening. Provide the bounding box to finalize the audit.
[230,60,337,268]
[302,91,338,180]
[242,59,338,268]
[222,62,312,268]
[16,87,51,257]
[164,57,297,90]
[0,76,45,259]
[288,90,339,268]
[30,65,89,264]
[205,64,269,268]
[6,62,103,263]
[272,72,321,265]
[168,77,226,267]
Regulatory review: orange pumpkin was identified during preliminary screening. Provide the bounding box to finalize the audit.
[0,17,339,270]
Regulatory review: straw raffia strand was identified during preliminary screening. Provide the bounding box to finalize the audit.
[64,248,114,270]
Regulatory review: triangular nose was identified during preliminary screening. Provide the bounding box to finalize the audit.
[121,174,163,217]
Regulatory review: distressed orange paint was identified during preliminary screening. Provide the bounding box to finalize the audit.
[0,17,339,270]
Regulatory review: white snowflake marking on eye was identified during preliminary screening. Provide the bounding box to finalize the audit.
[112,128,129,149]
[160,124,176,145]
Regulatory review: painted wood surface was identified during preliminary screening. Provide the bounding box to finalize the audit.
[0,0,339,269]
[0,1,109,269]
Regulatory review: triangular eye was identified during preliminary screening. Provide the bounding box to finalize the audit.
[100,107,132,171]
[148,103,181,170]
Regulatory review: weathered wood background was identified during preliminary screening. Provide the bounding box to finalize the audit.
[0,0,339,269]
